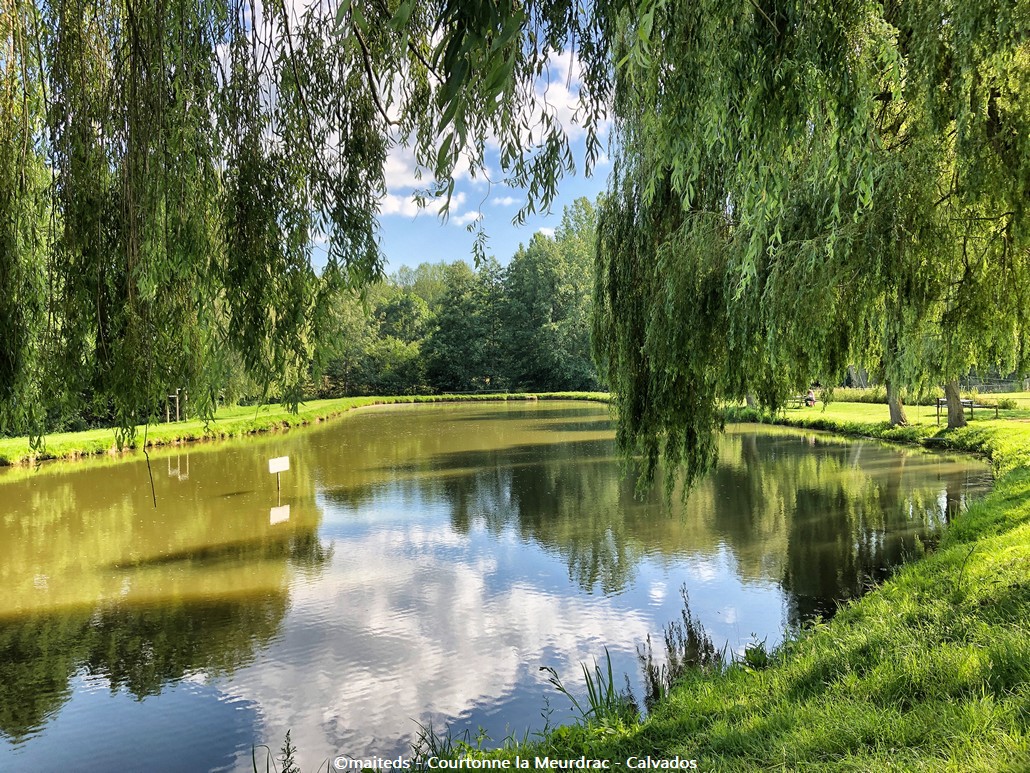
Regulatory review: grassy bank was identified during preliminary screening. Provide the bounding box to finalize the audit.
[726,401,1030,477]
[522,458,1030,769]
[471,407,1030,771]
[0,392,610,467]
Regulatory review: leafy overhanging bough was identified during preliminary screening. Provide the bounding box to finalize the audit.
[0,0,614,444]
[594,0,1030,485]
[2,0,1029,487]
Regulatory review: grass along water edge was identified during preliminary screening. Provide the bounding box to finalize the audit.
[0,392,611,467]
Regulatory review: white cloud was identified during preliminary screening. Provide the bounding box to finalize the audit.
[219,523,655,767]
[536,227,555,238]
[450,210,482,227]
[383,145,425,191]
[379,141,487,225]
[379,191,423,218]
[372,48,609,237]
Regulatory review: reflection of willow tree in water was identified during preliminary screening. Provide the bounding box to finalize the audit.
[0,594,287,742]
[0,523,329,742]
[703,432,953,625]
[739,437,971,626]
[82,596,288,696]
[381,439,634,597]
[0,442,334,743]
[357,422,987,615]
[314,408,648,593]
[0,614,82,740]
[441,439,645,593]
[0,526,329,743]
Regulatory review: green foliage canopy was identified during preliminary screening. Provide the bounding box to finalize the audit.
[593,1,1030,483]
[5,0,1029,483]
[0,0,611,439]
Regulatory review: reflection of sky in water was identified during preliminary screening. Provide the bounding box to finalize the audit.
[0,404,993,771]
[3,674,258,772]
[206,484,785,768]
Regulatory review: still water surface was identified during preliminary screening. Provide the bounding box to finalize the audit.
[0,402,991,770]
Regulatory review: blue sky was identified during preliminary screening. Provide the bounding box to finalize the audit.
[376,147,609,273]
[373,50,611,273]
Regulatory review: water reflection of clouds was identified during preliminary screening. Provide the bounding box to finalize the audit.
[687,555,723,584]
[2,406,997,772]
[218,520,655,768]
[648,580,667,605]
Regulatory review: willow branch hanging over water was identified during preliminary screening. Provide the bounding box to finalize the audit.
[3,0,1028,490]
[593,0,1030,486]
[0,0,613,443]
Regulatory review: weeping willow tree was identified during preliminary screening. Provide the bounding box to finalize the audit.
[593,0,1030,483]
[3,0,1029,471]
[2,0,384,440]
[0,0,613,442]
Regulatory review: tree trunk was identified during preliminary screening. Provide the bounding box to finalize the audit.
[886,380,908,426]
[745,392,757,409]
[945,379,967,429]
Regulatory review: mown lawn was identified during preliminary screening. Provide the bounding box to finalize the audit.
[735,401,1030,477]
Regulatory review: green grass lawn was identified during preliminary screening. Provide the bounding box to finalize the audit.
[737,400,1030,477]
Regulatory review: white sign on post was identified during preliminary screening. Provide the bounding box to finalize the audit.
[269,455,290,502]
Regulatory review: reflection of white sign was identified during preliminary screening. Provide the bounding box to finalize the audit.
[270,505,291,525]
[268,456,290,474]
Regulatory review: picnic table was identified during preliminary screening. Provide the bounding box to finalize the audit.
[787,394,815,409]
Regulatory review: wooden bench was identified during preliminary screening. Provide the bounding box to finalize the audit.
[935,397,999,425]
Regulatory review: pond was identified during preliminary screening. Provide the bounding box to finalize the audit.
[0,401,992,771]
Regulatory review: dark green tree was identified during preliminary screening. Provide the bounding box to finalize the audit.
[424,261,506,392]
[392,263,452,312]
[377,293,431,344]
[504,198,599,391]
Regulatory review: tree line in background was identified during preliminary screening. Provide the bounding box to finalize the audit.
[313,198,600,399]
[1,197,600,435]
